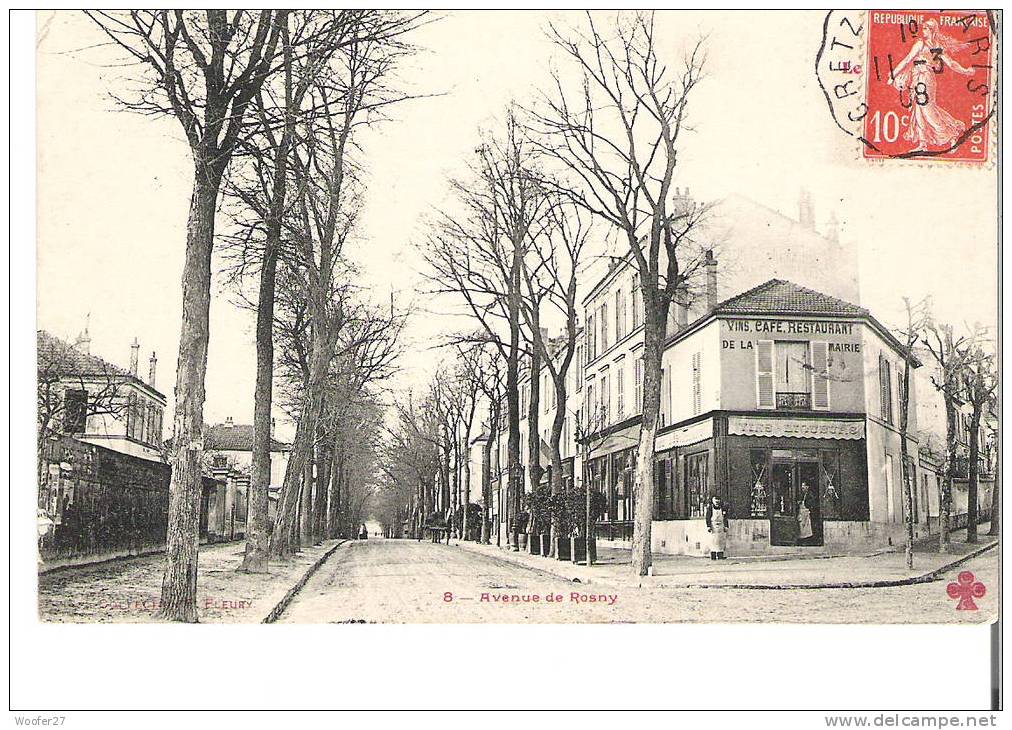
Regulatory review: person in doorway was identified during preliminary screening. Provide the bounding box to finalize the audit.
[798,483,814,541]
[705,495,730,560]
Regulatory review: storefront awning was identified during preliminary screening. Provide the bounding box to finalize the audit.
[727,416,865,440]
[587,423,641,459]
[655,418,713,452]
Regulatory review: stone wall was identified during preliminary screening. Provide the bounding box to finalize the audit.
[38,436,218,567]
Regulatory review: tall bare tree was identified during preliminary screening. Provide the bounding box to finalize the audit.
[520,197,591,554]
[530,12,710,575]
[960,341,997,544]
[87,10,288,620]
[922,318,979,553]
[422,110,551,543]
[894,297,928,568]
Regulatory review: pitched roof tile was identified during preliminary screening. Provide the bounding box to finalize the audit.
[715,279,867,317]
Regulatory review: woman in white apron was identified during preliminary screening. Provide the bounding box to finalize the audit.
[705,496,729,560]
[797,483,814,542]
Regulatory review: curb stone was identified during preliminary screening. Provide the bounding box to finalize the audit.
[262,539,348,623]
[672,539,999,590]
[452,541,594,585]
[453,536,998,591]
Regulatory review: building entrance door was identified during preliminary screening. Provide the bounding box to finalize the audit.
[770,455,824,546]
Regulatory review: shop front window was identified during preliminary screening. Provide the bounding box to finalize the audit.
[685,452,708,518]
[749,449,769,518]
[821,450,842,520]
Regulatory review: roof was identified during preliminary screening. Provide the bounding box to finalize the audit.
[37,330,166,401]
[204,423,291,452]
[715,279,868,317]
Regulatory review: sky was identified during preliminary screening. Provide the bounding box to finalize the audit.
[36,10,998,435]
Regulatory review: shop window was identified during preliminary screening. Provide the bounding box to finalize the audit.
[654,456,675,520]
[821,450,842,520]
[749,449,769,518]
[685,452,708,518]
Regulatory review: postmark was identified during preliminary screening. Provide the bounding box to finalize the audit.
[816,10,997,163]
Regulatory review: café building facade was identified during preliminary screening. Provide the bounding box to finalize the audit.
[584,278,924,556]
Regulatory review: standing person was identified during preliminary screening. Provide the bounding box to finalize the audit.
[797,483,814,543]
[705,495,729,560]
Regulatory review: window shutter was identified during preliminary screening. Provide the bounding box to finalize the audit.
[692,351,702,415]
[811,341,830,410]
[756,340,775,409]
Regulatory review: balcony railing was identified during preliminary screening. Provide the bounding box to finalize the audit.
[776,392,811,410]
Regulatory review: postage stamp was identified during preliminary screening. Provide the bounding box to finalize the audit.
[863,10,995,162]
[816,9,997,164]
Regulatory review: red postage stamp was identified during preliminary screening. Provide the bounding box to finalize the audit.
[862,10,995,162]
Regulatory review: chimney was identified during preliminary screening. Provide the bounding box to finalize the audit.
[129,338,140,376]
[148,351,157,388]
[798,189,815,229]
[676,284,689,328]
[826,211,839,243]
[705,249,718,312]
[225,416,234,427]
[73,317,91,354]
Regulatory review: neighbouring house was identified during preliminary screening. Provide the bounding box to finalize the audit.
[37,329,166,463]
[202,417,292,538]
[913,354,995,532]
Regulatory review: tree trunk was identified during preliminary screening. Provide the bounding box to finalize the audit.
[328,447,344,539]
[967,411,981,543]
[299,447,314,548]
[314,442,330,544]
[270,333,334,558]
[158,164,222,622]
[527,345,543,497]
[547,372,565,557]
[940,396,957,553]
[631,294,666,577]
[899,359,915,569]
[989,435,999,536]
[238,232,277,572]
[481,424,494,544]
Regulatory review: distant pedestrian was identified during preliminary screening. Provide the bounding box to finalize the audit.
[705,495,729,560]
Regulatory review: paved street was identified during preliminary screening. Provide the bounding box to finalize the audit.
[278,537,999,624]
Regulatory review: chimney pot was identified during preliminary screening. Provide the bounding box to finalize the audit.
[706,250,719,312]
[225,416,234,427]
[148,352,157,388]
[129,338,140,376]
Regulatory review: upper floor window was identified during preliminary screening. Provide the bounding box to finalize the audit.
[600,303,609,351]
[631,273,641,329]
[575,344,584,392]
[616,365,625,420]
[879,352,893,424]
[615,289,626,341]
[587,313,597,361]
[64,389,88,433]
[756,341,830,412]
[634,358,644,413]
[600,374,610,424]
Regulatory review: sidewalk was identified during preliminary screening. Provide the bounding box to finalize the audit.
[452,526,998,589]
[38,539,346,623]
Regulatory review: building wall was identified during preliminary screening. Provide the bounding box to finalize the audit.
[718,317,867,413]
[62,377,166,462]
[38,436,217,567]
